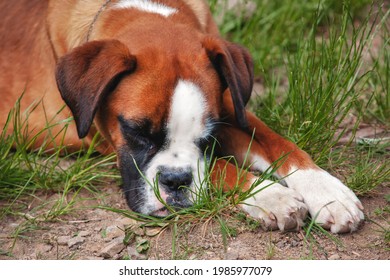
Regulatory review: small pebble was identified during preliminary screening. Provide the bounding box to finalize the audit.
[329,254,341,260]
[79,231,91,237]
[104,225,125,241]
[99,237,125,259]
[57,236,70,246]
[68,236,85,248]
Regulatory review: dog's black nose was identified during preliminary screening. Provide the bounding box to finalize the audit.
[159,168,193,190]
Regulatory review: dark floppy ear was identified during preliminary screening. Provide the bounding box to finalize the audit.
[202,37,254,129]
[55,40,136,138]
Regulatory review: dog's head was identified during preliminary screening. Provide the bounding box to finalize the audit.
[55,33,253,216]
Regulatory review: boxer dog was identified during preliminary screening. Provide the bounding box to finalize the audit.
[0,0,364,233]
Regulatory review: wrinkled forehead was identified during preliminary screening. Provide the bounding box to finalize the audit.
[110,77,218,145]
[146,79,216,140]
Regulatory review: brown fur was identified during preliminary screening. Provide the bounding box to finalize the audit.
[0,0,314,195]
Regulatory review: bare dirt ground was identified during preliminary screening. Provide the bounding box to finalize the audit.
[1,180,389,260]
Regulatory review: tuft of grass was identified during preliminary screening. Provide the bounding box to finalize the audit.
[243,1,389,196]
[254,3,384,159]
[210,0,372,75]
[265,233,276,260]
[0,96,119,223]
[344,143,390,195]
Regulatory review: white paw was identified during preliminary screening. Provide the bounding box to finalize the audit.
[285,168,364,233]
[241,180,308,231]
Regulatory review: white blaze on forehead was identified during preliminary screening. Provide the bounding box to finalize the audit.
[113,0,178,17]
[168,80,207,145]
[140,80,208,214]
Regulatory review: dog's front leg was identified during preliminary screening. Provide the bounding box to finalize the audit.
[215,96,364,233]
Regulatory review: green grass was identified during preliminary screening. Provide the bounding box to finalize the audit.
[0,97,119,221]
[0,0,389,259]
[222,0,390,193]
[210,0,372,74]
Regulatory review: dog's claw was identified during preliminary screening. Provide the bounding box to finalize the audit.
[269,212,276,221]
[356,201,364,211]
[299,207,308,218]
[241,181,309,232]
[260,215,278,230]
[283,214,298,231]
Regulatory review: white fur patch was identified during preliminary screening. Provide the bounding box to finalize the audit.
[241,179,308,231]
[140,80,209,214]
[114,0,178,17]
[167,80,208,150]
[241,153,364,233]
[284,167,364,233]
[249,155,272,174]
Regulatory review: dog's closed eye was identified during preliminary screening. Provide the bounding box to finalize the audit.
[118,115,166,153]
